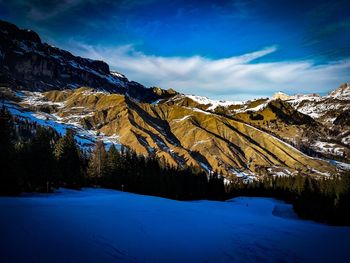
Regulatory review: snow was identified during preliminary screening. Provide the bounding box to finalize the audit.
[312,141,346,156]
[184,106,213,115]
[232,99,270,113]
[82,90,110,96]
[1,101,121,151]
[328,160,350,171]
[198,161,211,173]
[171,115,192,123]
[151,99,163,105]
[245,101,269,112]
[286,92,349,122]
[186,95,243,110]
[328,84,350,99]
[310,168,331,177]
[111,71,127,79]
[267,167,294,177]
[272,91,291,100]
[230,169,257,182]
[341,135,350,145]
[21,91,66,108]
[192,139,211,148]
[0,188,349,263]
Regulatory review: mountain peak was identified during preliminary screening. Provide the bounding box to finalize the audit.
[0,19,176,103]
[272,91,291,100]
[329,83,350,98]
[0,19,41,43]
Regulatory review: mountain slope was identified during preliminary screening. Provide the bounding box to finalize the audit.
[0,20,176,102]
[174,87,350,163]
[0,19,346,180]
[5,88,334,179]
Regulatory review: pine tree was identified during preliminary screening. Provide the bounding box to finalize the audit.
[0,107,18,194]
[54,129,82,188]
[208,170,225,200]
[27,126,55,192]
[87,140,108,184]
[106,144,121,186]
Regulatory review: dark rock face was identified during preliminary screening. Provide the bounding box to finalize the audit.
[268,99,315,125]
[0,20,41,44]
[0,20,173,102]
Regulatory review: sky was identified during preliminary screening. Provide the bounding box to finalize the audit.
[1,0,350,100]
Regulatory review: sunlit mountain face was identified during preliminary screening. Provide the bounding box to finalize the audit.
[1,0,349,100]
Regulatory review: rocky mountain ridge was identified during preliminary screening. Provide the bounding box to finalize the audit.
[0,20,349,180]
[0,19,176,103]
[172,86,350,163]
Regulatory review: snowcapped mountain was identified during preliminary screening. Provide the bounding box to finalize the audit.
[2,86,340,180]
[0,20,349,181]
[281,84,350,125]
[328,83,350,98]
[185,95,243,111]
[272,91,291,100]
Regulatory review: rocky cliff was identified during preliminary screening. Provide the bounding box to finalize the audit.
[0,20,176,102]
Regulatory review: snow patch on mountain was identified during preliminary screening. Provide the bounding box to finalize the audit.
[171,115,192,123]
[1,100,121,151]
[186,95,243,110]
[312,141,346,156]
[21,91,66,108]
[272,91,291,100]
[328,83,350,99]
[229,169,256,183]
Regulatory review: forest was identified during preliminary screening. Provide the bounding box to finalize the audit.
[0,107,349,225]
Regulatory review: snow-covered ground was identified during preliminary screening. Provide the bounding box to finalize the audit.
[1,188,349,263]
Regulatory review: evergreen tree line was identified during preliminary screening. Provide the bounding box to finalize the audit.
[0,107,85,194]
[87,141,225,200]
[227,174,350,225]
[1,107,349,225]
[0,107,225,200]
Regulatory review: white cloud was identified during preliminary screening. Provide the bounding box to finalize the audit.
[71,42,350,100]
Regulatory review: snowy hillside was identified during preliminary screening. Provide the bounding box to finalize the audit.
[1,96,121,151]
[1,188,350,263]
[271,84,350,124]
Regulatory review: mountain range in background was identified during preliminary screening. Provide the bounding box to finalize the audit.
[1,19,349,182]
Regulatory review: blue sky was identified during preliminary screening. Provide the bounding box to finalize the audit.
[1,0,350,100]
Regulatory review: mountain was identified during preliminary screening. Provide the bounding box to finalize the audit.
[176,87,350,163]
[2,87,337,180]
[0,19,176,103]
[329,83,350,98]
[272,91,291,100]
[0,20,348,181]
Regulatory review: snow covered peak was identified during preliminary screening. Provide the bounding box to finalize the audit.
[272,91,291,101]
[328,83,350,98]
[186,95,242,110]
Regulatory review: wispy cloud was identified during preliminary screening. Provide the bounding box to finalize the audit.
[71,42,350,100]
